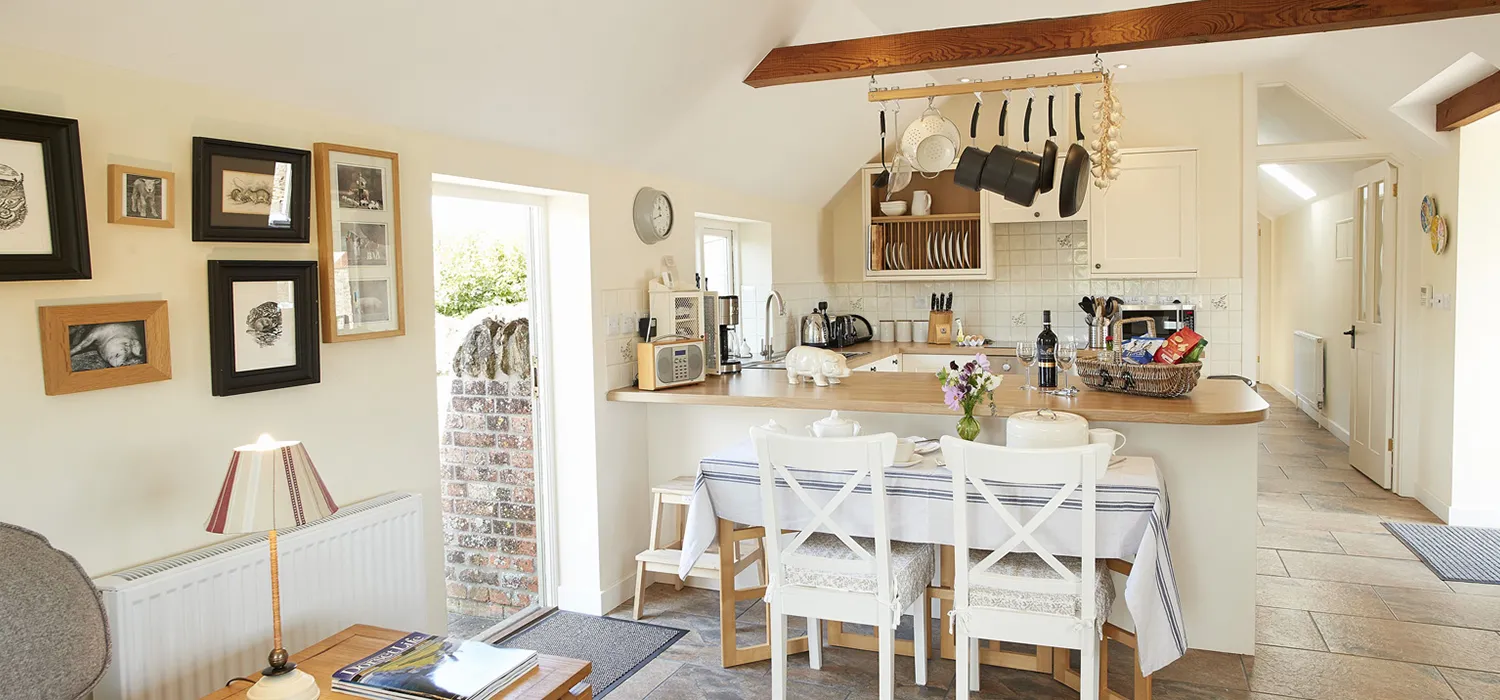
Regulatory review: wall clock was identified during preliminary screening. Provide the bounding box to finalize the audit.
[633,187,674,244]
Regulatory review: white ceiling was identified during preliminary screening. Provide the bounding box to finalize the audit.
[11,1,1500,207]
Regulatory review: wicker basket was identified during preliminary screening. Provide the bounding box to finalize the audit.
[1075,358,1202,398]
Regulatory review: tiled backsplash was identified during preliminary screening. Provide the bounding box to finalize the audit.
[775,222,1246,377]
[602,287,647,389]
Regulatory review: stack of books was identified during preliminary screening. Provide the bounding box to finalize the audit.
[332,632,538,700]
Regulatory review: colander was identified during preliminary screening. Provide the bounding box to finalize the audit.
[901,98,960,177]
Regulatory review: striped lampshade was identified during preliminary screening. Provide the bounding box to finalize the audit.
[205,436,338,535]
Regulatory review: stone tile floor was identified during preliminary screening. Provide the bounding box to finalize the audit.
[587,387,1500,698]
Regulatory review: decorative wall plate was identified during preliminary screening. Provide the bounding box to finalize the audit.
[1420,195,1438,235]
[1431,215,1449,255]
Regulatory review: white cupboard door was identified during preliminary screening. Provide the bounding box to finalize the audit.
[1348,162,1397,489]
[1090,149,1198,276]
[985,158,1091,224]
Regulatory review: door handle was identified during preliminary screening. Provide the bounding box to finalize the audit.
[1343,325,1355,349]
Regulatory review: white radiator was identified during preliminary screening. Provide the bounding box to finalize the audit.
[1293,331,1326,413]
[93,492,427,700]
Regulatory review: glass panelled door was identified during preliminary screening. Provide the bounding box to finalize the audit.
[1349,162,1397,488]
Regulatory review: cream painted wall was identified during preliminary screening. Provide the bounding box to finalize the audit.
[1410,146,1460,517]
[1264,192,1355,436]
[831,74,1245,283]
[0,47,826,625]
[1452,115,1500,527]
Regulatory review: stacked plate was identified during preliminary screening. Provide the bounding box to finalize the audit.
[923,229,973,269]
[882,241,910,270]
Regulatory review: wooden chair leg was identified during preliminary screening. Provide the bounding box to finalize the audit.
[878,622,896,700]
[1098,636,1109,700]
[770,611,788,700]
[954,625,970,698]
[631,561,647,620]
[807,617,822,669]
[1081,635,1100,700]
[673,502,686,591]
[914,590,929,686]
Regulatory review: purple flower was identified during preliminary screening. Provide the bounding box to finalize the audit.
[943,385,963,411]
[974,353,990,372]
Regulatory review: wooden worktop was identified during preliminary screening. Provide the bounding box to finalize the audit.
[607,354,1268,426]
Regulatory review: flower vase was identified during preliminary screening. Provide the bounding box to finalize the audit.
[957,412,981,442]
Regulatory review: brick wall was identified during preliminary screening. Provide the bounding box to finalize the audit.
[440,377,539,619]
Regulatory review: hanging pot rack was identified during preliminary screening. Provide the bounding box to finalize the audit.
[867,71,1103,103]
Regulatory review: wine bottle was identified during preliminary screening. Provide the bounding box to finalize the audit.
[1037,310,1058,388]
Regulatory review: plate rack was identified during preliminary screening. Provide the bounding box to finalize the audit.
[870,216,982,271]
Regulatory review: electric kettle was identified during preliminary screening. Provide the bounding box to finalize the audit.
[801,302,831,347]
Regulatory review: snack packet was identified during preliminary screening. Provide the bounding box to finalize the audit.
[1121,337,1166,365]
[1155,328,1205,364]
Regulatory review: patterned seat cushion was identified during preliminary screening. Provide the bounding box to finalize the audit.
[782,534,935,612]
[964,549,1115,620]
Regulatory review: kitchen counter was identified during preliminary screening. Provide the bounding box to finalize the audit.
[618,339,1265,655]
[608,342,1267,426]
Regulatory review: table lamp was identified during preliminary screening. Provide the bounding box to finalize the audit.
[206,434,338,700]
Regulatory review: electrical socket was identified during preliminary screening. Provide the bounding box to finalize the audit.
[1432,293,1454,311]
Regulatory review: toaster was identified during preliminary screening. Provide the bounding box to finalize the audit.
[637,338,707,390]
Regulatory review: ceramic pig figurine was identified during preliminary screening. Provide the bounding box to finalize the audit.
[784,346,851,387]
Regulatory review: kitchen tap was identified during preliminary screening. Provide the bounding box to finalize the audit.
[762,290,786,359]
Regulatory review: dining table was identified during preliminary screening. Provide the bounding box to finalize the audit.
[676,438,1186,681]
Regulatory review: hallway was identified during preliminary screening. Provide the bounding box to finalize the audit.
[603,387,1498,699]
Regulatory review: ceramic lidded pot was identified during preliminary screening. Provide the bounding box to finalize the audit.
[1005,408,1088,448]
[808,410,862,438]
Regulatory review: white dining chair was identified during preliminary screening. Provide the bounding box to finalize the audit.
[940,437,1116,699]
[751,427,934,700]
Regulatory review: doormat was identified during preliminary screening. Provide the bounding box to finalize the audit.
[1384,521,1500,585]
[492,610,686,697]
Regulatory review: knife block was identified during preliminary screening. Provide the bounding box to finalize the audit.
[927,311,953,345]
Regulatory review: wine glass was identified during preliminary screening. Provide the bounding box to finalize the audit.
[1015,341,1037,390]
[1055,341,1079,396]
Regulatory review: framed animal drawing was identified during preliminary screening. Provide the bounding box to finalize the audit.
[192,137,311,243]
[207,260,320,396]
[0,109,90,281]
[107,164,175,228]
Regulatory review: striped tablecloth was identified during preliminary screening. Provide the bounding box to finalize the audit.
[678,439,1186,675]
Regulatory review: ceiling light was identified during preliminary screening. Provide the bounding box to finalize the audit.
[1260,164,1317,201]
[1114,63,1129,70]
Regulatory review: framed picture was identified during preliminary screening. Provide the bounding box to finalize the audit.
[314,143,405,342]
[108,164,175,228]
[207,260,320,396]
[192,137,311,243]
[38,301,171,395]
[0,109,90,281]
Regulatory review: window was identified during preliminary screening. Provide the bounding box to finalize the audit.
[697,221,738,297]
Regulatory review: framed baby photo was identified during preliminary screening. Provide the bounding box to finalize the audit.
[192,137,311,243]
[107,164,175,228]
[0,109,91,281]
[38,301,171,395]
[207,260,320,396]
[313,143,405,342]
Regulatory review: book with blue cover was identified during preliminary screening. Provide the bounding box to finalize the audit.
[332,632,538,700]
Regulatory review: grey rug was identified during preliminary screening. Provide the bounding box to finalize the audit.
[493,611,686,697]
[1384,521,1500,584]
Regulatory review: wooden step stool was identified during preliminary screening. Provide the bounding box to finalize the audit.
[633,476,718,619]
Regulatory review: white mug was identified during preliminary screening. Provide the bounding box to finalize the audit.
[1088,428,1127,454]
[878,320,896,342]
[911,190,932,216]
[893,439,917,464]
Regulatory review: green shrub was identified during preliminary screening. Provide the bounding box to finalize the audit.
[435,237,528,318]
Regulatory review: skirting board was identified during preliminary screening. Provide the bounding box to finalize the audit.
[1416,484,1453,524]
[1274,381,1351,445]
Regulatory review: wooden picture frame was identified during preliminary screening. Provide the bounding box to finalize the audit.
[0,109,90,281]
[207,260,321,396]
[192,137,311,243]
[107,164,176,228]
[38,301,171,395]
[314,143,405,342]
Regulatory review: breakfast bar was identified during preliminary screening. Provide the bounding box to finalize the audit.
[608,346,1269,667]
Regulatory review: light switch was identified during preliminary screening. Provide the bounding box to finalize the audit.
[1419,285,1432,307]
[1432,293,1454,311]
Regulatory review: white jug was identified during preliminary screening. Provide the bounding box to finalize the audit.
[911,190,933,216]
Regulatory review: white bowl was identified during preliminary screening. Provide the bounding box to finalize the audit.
[879,201,908,216]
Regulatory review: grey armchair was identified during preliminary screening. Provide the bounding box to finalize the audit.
[0,523,111,700]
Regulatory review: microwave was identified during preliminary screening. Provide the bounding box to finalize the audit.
[1119,304,1195,341]
[637,338,707,390]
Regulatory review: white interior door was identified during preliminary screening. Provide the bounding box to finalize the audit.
[1348,162,1397,488]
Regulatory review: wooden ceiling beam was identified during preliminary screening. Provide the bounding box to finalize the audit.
[746,0,1500,88]
[1437,70,1500,131]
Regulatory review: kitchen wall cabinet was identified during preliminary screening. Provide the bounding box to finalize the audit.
[860,164,994,282]
[1088,148,1199,277]
[984,157,1091,224]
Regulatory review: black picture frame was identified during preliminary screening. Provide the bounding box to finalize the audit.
[0,109,90,281]
[207,260,321,396]
[192,137,311,243]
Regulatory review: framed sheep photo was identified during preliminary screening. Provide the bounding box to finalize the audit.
[38,301,171,395]
[313,143,405,343]
[107,164,175,228]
